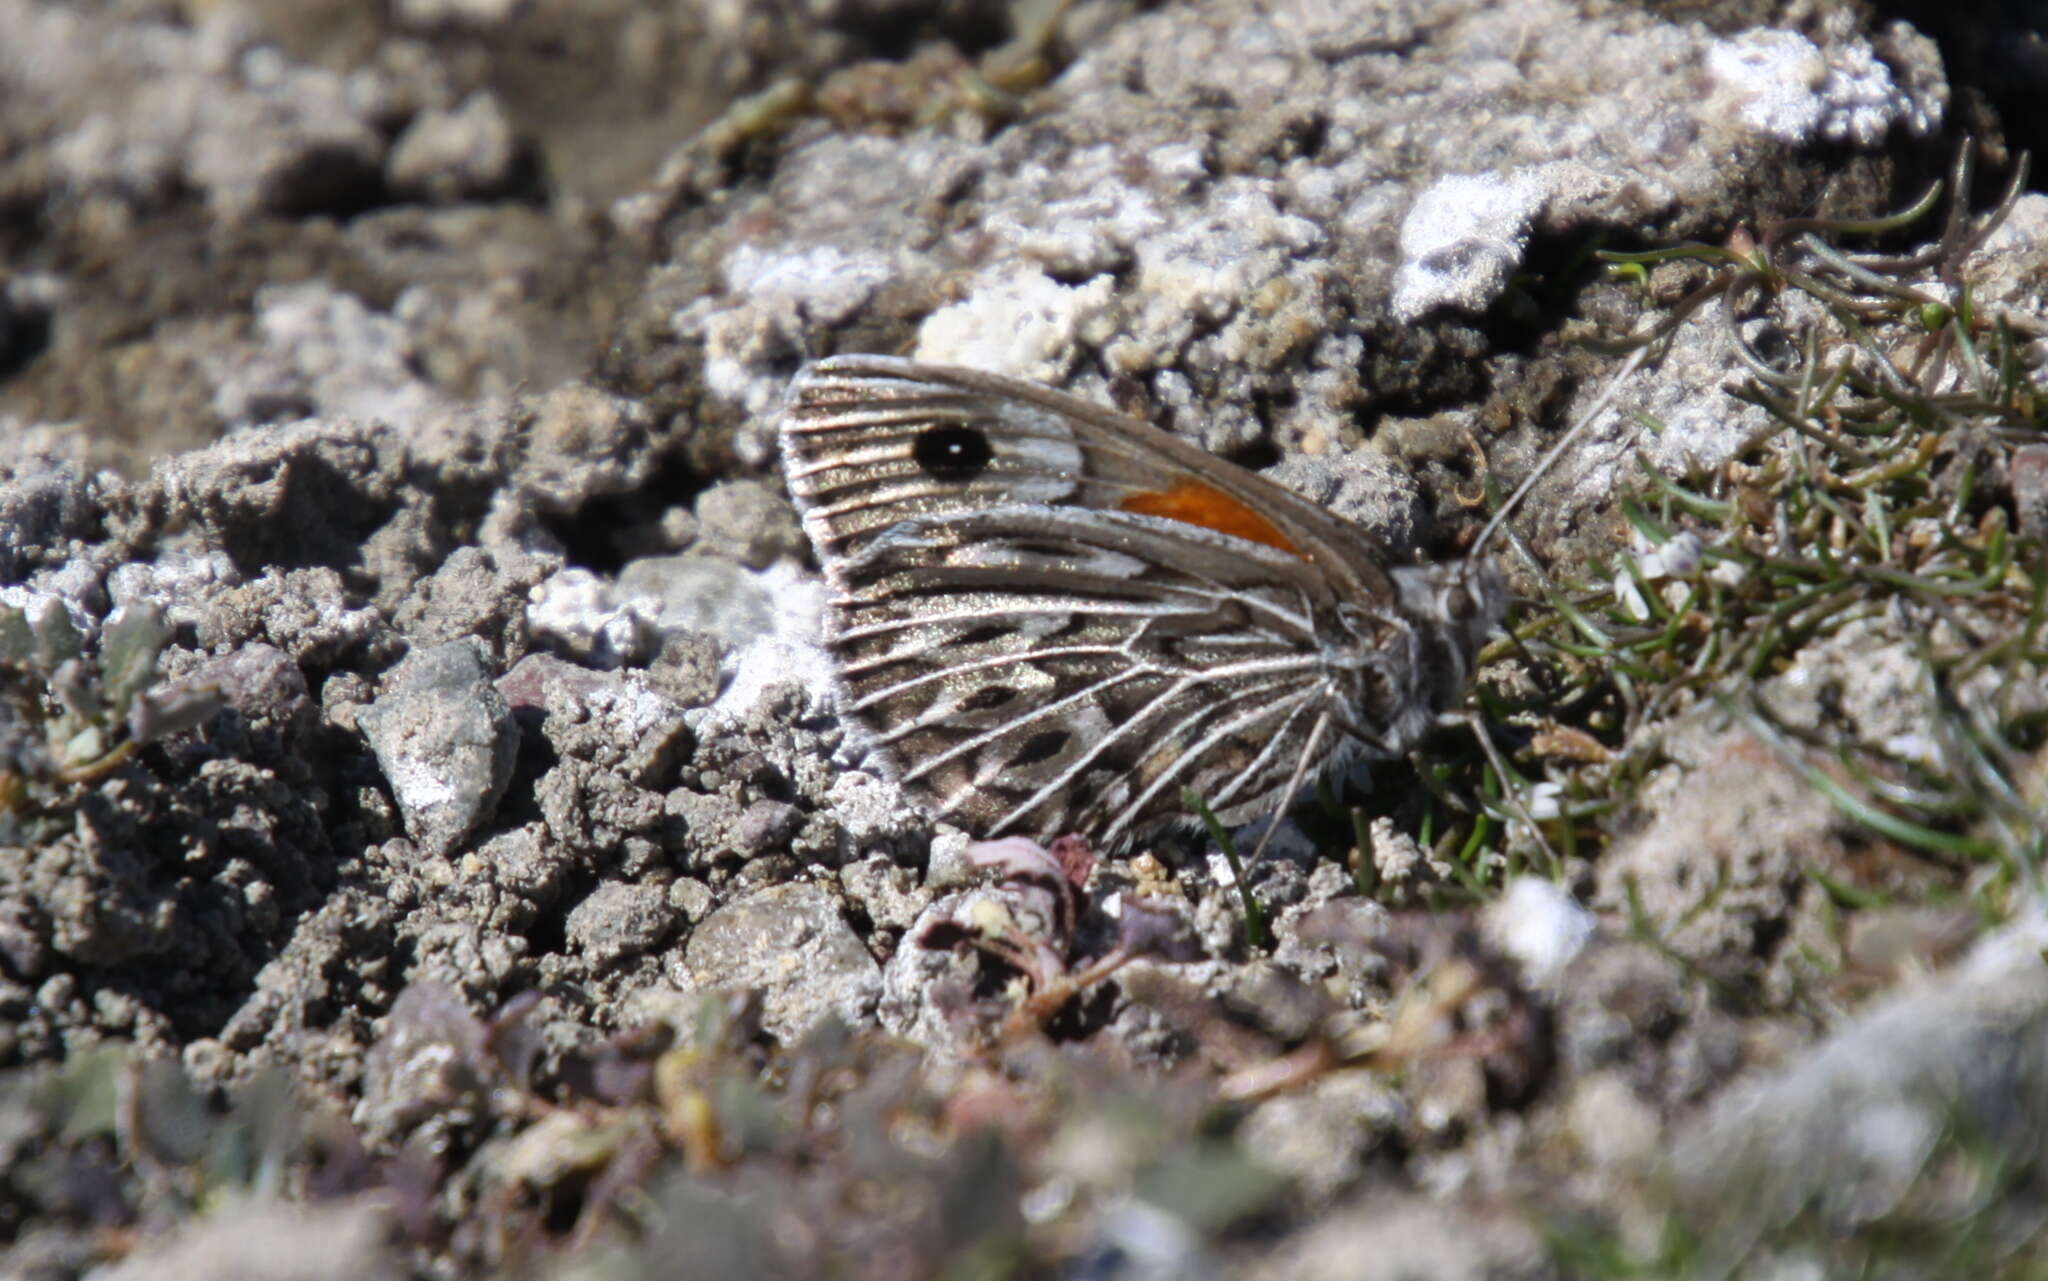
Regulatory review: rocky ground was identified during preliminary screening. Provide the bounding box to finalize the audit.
[3,1,2048,1278]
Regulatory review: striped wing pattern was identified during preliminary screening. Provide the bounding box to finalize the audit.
[778,356,1412,849]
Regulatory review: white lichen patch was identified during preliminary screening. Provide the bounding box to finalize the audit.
[914,267,1117,381]
[524,567,655,669]
[1705,29,1940,147]
[982,145,1171,277]
[713,561,834,720]
[680,240,899,443]
[1483,877,1595,991]
[1133,182,1322,330]
[1390,170,1548,322]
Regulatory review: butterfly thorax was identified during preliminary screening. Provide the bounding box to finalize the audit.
[1387,558,1508,719]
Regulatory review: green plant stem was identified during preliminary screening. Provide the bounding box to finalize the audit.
[1184,788,1271,952]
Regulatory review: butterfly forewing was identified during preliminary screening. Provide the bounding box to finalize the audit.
[778,355,1458,849]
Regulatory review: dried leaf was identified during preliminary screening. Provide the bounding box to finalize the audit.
[1047,833,1096,890]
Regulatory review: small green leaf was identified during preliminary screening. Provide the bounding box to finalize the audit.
[1183,788,1269,951]
[54,1042,129,1144]
[1136,1140,1287,1232]
[100,604,170,718]
[32,601,82,670]
[61,724,108,768]
[0,606,32,664]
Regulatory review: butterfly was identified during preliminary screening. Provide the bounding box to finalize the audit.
[778,355,1506,853]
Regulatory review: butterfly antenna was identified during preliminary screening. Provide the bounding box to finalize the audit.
[1452,344,1650,868]
[1472,344,1653,558]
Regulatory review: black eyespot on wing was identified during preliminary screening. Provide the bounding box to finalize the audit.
[1008,730,1070,767]
[912,424,993,479]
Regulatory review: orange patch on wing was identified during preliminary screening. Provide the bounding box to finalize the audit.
[1120,481,1302,557]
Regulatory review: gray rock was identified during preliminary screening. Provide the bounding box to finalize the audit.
[390,545,531,661]
[670,2,1945,547]
[1261,1195,1545,1281]
[1549,937,1719,1097]
[394,0,523,27]
[188,642,312,735]
[735,798,801,850]
[1971,194,2048,330]
[386,92,520,203]
[647,629,723,708]
[1668,912,2048,1271]
[521,568,657,668]
[563,879,675,966]
[21,831,177,968]
[354,981,489,1146]
[838,851,932,935]
[1237,1071,1405,1200]
[1390,170,1550,322]
[663,788,749,871]
[194,568,388,666]
[667,876,715,923]
[359,640,518,856]
[84,1196,400,1281]
[106,552,237,645]
[214,890,399,1060]
[691,479,805,569]
[21,3,387,221]
[497,653,690,786]
[522,554,801,675]
[1263,451,1429,555]
[128,410,472,617]
[613,555,777,653]
[0,452,103,585]
[1559,1069,1664,1174]
[676,882,880,1042]
[504,381,660,515]
[1591,723,1839,986]
[212,283,448,430]
[876,887,1008,1053]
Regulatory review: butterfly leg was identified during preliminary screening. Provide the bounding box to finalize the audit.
[1244,709,1333,867]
